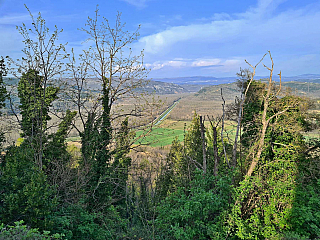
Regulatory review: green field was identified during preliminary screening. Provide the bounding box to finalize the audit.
[135,127,185,147]
[135,119,189,147]
[65,128,184,147]
[135,118,239,147]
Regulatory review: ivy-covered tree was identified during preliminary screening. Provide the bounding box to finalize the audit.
[76,9,149,213]
[112,117,134,208]
[18,69,59,168]
[0,69,76,232]
[230,94,313,239]
[227,53,319,239]
[0,8,78,234]
[83,83,113,211]
[8,7,67,170]
[0,57,7,148]
[0,145,57,230]
[18,69,58,139]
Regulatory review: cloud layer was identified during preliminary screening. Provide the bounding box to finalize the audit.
[1,0,319,78]
[139,0,320,77]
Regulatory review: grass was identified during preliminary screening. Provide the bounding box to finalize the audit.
[65,119,189,147]
[134,118,239,147]
[135,119,188,147]
[65,117,241,148]
[135,127,185,147]
[65,136,81,142]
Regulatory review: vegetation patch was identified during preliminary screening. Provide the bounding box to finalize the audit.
[135,127,185,147]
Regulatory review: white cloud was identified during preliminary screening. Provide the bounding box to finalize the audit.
[146,57,242,73]
[139,19,244,54]
[145,57,245,78]
[214,59,242,73]
[145,60,188,70]
[211,13,232,21]
[120,0,150,8]
[138,0,320,58]
[191,59,221,67]
[239,0,288,19]
[0,14,31,25]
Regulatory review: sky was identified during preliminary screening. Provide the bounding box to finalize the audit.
[0,0,319,78]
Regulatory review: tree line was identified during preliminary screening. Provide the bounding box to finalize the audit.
[0,7,320,240]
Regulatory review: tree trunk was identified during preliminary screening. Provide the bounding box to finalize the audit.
[213,126,219,176]
[200,116,207,174]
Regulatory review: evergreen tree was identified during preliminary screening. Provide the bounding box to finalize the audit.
[183,113,204,182]
[156,113,206,201]
[112,117,134,209]
[81,84,113,211]
[18,69,59,169]
[155,137,184,202]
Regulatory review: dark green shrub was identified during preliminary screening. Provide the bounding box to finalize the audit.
[49,203,128,240]
[155,171,232,240]
[0,146,57,230]
[0,221,63,240]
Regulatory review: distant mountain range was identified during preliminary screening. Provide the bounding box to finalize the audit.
[4,74,320,96]
[151,74,320,85]
[195,81,320,100]
[151,76,235,85]
[134,80,201,94]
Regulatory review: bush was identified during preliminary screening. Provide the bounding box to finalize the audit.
[49,203,128,240]
[0,221,63,240]
[0,146,57,230]
[155,171,232,240]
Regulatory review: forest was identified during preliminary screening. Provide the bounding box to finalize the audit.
[0,8,320,240]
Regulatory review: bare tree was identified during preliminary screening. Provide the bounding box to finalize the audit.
[80,9,148,121]
[220,88,230,168]
[60,8,158,210]
[7,6,67,169]
[63,8,156,145]
[207,115,220,176]
[231,69,252,168]
[243,51,299,177]
[199,115,207,174]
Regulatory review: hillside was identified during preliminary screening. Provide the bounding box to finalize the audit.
[194,80,320,100]
[134,80,190,94]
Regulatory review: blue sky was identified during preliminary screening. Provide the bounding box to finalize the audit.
[0,0,319,78]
